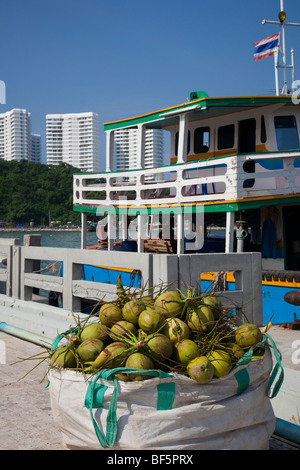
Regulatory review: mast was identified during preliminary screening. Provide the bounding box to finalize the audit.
[262,0,300,95]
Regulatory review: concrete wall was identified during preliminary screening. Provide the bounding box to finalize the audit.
[0,238,262,342]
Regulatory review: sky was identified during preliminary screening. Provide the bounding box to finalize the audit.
[1,0,300,168]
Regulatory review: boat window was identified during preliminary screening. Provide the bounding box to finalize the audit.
[274,115,300,150]
[175,130,190,156]
[261,116,267,143]
[217,124,234,150]
[194,127,210,153]
[238,118,256,154]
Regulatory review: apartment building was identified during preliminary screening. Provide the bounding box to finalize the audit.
[0,109,32,162]
[31,134,42,164]
[46,112,99,172]
[114,128,164,175]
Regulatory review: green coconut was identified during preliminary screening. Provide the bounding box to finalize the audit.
[162,317,190,344]
[141,295,155,307]
[235,323,263,348]
[50,346,77,369]
[187,356,214,383]
[207,349,232,378]
[227,342,245,360]
[99,303,123,327]
[77,338,105,363]
[110,320,137,338]
[146,333,173,362]
[202,295,222,319]
[154,291,183,318]
[125,352,154,381]
[80,322,108,342]
[138,308,161,334]
[173,339,199,365]
[187,305,214,332]
[92,341,128,369]
[122,300,145,324]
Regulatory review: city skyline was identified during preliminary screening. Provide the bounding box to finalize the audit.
[1,1,299,169]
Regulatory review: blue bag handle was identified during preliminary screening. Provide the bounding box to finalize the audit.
[233,333,284,397]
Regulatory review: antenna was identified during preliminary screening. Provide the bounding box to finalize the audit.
[262,0,300,95]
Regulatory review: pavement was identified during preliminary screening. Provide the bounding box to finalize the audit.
[0,331,64,450]
[0,328,299,451]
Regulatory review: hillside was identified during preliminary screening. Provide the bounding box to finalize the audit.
[0,159,82,225]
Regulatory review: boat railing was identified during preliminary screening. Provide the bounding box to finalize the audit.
[74,151,300,208]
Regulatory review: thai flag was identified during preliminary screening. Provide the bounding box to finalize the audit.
[253,33,280,61]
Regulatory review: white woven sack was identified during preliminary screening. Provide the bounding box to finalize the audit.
[48,342,278,450]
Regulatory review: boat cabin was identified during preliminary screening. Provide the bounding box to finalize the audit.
[73,92,300,275]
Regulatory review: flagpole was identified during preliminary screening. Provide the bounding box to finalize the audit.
[274,46,280,96]
[280,1,287,94]
[262,0,300,94]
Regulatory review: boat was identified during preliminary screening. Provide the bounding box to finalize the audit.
[73,4,300,327]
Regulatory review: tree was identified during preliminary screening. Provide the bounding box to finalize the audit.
[0,160,82,225]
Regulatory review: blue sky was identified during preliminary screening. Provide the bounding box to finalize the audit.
[1,0,300,167]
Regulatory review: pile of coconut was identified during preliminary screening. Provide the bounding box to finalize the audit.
[50,277,264,383]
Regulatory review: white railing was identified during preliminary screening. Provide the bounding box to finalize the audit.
[0,239,263,326]
[73,152,300,208]
[0,238,20,296]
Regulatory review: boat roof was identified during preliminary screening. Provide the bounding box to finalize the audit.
[103,94,294,132]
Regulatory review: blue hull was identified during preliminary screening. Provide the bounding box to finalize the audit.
[200,279,299,325]
[82,264,299,325]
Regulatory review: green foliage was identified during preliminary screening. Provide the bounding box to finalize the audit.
[0,160,81,225]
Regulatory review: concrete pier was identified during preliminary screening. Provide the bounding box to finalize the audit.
[0,331,64,450]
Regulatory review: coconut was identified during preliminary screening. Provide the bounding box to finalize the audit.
[77,338,105,363]
[92,341,128,369]
[122,300,145,324]
[125,352,154,381]
[202,295,222,319]
[80,322,108,343]
[162,318,190,344]
[187,356,214,383]
[173,339,199,365]
[207,349,232,377]
[146,333,173,362]
[228,342,245,360]
[141,295,155,307]
[50,346,77,369]
[154,291,183,318]
[110,320,137,338]
[235,323,263,348]
[138,308,161,334]
[99,303,123,327]
[187,305,214,332]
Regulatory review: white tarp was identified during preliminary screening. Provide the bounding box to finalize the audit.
[48,345,277,450]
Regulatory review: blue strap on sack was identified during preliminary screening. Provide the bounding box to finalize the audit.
[264,333,284,398]
[84,367,175,449]
[50,327,79,352]
[233,333,284,397]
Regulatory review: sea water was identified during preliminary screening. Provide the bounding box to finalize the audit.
[0,230,98,248]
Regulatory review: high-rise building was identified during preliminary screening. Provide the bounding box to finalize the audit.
[31,134,42,164]
[0,109,31,162]
[114,128,164,175]
[46,112,99,172]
